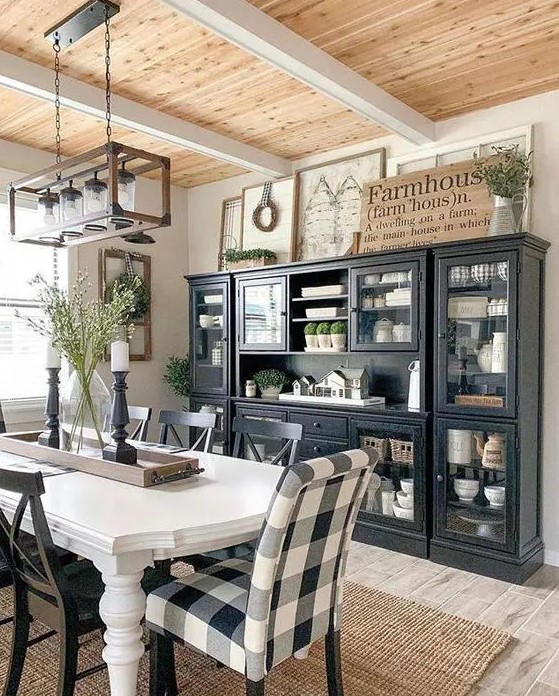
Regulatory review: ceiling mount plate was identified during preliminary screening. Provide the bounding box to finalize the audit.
[44,0,120,49]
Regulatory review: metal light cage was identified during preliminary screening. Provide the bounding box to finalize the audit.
[7,141,171,248]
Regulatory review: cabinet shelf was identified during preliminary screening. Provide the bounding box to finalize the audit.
[292,294,348,302]
[291,316,348,322]
[360,306,411,312]
[362,281,411,290]
[447,461,505,472]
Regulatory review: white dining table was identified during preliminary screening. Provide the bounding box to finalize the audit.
[0,449,283,696]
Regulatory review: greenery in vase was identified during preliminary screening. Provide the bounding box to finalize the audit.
[163,355,191,398]
[330,321,347,335]
[224,248,276,263]
[253,369,288,391]
[304,322,318,335]
[20,272,137,451]
[473,145,532,198]
[316,322,331,335]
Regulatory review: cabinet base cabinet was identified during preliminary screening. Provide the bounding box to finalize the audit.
[430,540,544,584]
[354,519,429,559]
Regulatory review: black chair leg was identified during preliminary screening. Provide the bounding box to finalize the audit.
[150,630,178,696]
[325,628,344,696]
[246,678,265,696]
[58,631,79,696]
[3,592,30,696]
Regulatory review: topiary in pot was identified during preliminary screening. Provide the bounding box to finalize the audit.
[254,369,288,400]
[304,322,318,349]
[316,322,332,349]
[330,321,347,350]
[163,356,191,400]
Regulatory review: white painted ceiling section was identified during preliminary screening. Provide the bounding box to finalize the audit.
[0,50,292,178]
[161,0,437,145]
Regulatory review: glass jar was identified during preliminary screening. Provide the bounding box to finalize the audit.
[60,369,112,453]
[83,173,108,231]
[37,190,59,227]
[245,380,257,398]
[60,180,83,238]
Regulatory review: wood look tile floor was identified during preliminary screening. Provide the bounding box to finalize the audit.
[347,542,559,696]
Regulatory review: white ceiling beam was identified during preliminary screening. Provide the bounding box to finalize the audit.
[0,50,292,178]
[161,0,436,145]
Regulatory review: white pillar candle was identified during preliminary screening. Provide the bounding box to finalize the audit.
[46,343,61,369]
[111,340,129,372]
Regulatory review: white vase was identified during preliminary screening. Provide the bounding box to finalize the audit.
[305,335,319,349]
[317,334,332,349]
[489,196,517,236]
[331,333,346,350]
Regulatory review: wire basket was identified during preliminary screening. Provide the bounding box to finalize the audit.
[389,438,414,463]
[360,436,389,460]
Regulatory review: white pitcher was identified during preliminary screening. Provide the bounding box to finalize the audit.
[407,360,421,410]
[491,332,508,373]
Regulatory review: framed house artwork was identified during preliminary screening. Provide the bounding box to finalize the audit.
[295,148,386,261]
[241,177,297,264]
[218,196,242,270]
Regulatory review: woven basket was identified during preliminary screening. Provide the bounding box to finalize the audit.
[360,436,389,460]
[390,438,414,463]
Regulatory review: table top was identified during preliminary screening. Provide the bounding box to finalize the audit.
[0,450,283,558]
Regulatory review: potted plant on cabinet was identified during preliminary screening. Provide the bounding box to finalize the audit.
[304,322,318,349]
[316,322,332,349]
[254,369,288,400]
[164,355,191,405]
[473,144,532,236]
[330,321,347,350]
[224,248,277,270]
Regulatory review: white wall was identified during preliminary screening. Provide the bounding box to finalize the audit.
[0,144,190,439]
[187,88,559,566]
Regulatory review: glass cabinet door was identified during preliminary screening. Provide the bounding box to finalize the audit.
[190,398,228,455]
[350,262,420,351]
[437,252,517,417]
[351,419,424,533]
[238,277,287,351]
[435,419,515,553]
[191,282,228,395]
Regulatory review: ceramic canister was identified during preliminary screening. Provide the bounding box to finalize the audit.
[491,332,508,373]
[447,429,472,464]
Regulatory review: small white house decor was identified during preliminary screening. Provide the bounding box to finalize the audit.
[314,368,369,400]
[292,375,316,397]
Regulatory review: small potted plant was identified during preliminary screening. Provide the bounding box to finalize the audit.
[304,322,318,349]
[254,369,288,400]
[473,145,532,236]
[316,322,332,349]
[330,321,347,350]
[224,248,277,270]
[164,355,191,403]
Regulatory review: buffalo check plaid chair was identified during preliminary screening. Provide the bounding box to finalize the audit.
[146,446,379,696]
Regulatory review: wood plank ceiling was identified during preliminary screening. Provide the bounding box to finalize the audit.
[0,0,557,187]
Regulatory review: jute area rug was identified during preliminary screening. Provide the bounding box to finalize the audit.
[0,580,511,696]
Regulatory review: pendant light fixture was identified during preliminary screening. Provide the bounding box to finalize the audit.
[7,0,170,248]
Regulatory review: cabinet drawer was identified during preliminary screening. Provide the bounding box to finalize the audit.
[299,438,348,460]
[290,412,348,440]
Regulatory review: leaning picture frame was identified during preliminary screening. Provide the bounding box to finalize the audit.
[294,148,386,261]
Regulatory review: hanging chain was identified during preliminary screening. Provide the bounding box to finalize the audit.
[104,8,112,142]
[53,38,62,174]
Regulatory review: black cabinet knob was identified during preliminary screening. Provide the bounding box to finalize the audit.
[313,446,320,453]
[438,332,446,339]
[437,475,444,482]
[313,422,320,428]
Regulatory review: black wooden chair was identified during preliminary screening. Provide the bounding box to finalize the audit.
[0,468,171,696]
[158,409,217,452]
[232,416,303,467]
[128,405,152,441]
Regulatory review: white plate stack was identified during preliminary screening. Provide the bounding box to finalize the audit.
[385,288,412,307]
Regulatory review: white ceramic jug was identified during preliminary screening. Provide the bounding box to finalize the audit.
[407,360,421,410]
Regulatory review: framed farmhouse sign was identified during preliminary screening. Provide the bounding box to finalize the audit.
[358,160,494,253]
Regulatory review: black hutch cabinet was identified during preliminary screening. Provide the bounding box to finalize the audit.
[185,233,548,582]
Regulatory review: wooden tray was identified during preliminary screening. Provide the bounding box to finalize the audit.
[0,432,202,488]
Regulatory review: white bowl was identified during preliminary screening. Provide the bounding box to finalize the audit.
[396,491,413,509]
[454,478,480,502]
[484,485,505,508]
[392,501,414,521]
[199,315,214,328]
[400,479,414,496]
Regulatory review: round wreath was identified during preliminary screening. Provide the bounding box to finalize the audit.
[110,272,151,321]
[252,200,279,233]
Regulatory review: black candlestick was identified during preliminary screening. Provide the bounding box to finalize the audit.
[102,371,138,465]
[38,367,61,449]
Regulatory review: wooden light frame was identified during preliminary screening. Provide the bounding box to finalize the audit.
[7,141,171,248]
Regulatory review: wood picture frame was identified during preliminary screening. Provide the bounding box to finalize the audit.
[99,248,152,361]
[294,148,386,261]
[240,176,297,264]
[218,196,242,270]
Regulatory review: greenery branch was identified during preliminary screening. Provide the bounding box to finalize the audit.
[473,145,532,198]
[225,248,276,263]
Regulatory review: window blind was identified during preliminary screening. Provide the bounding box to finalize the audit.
[0,203,67,400]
